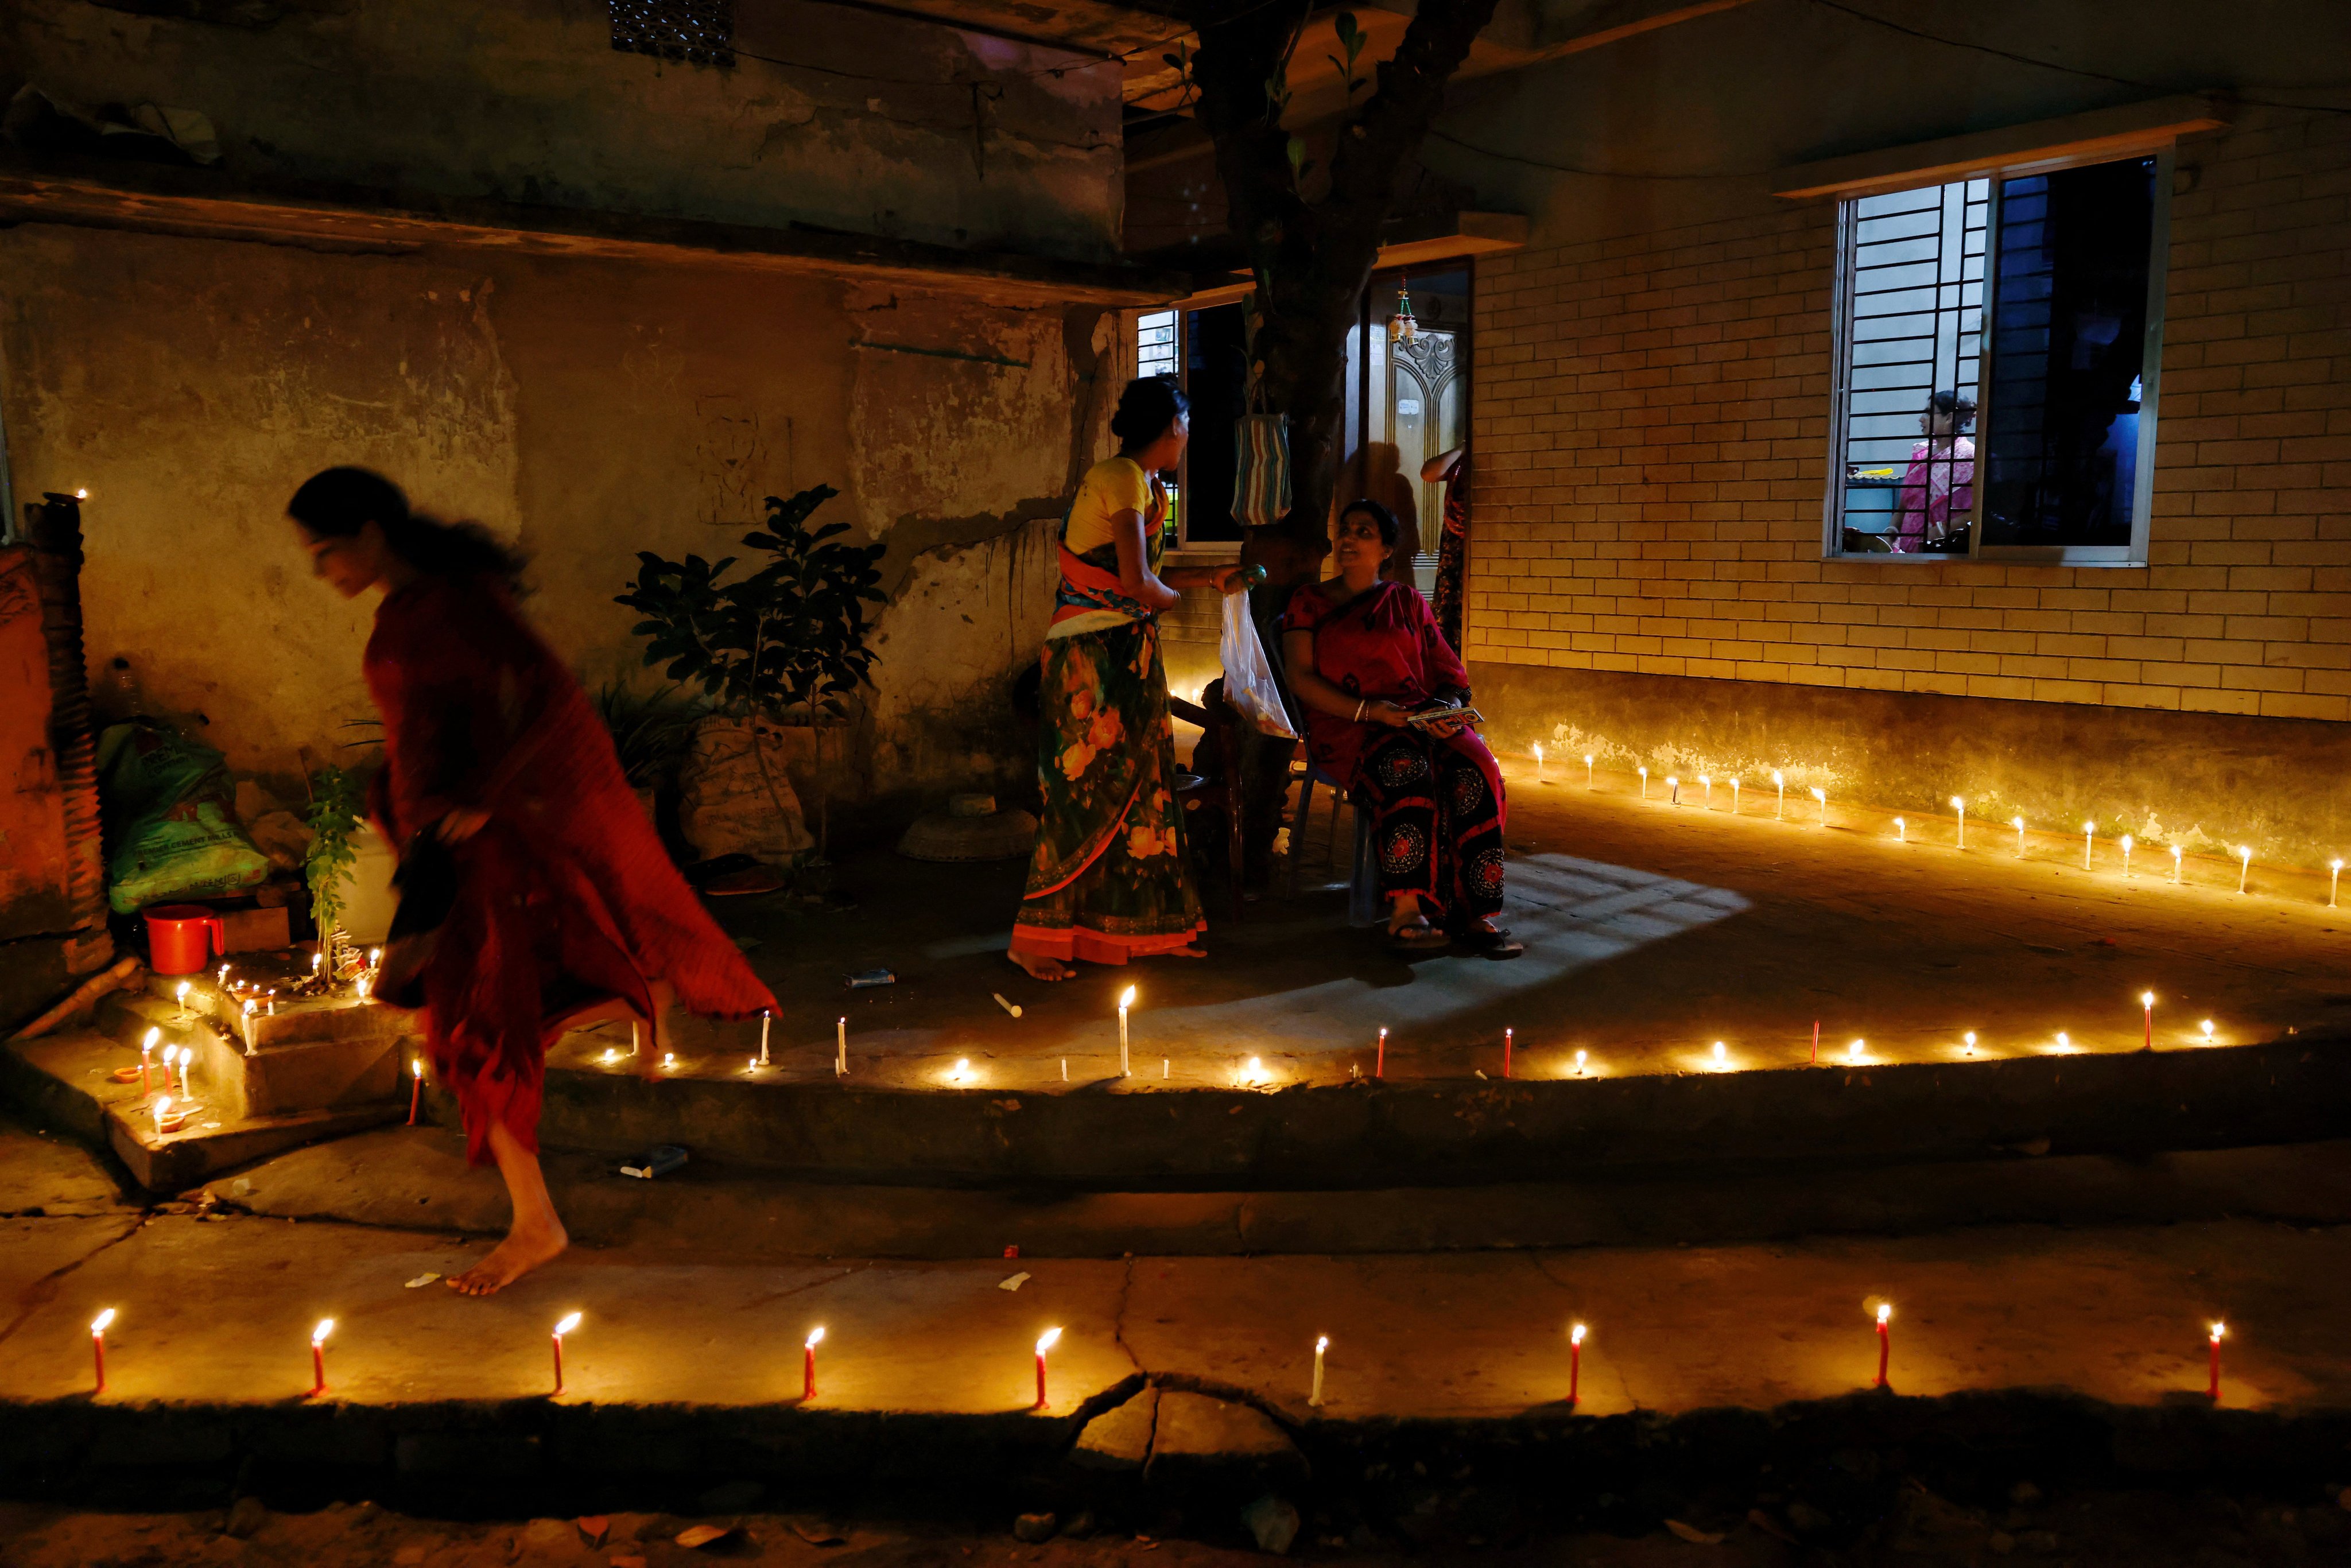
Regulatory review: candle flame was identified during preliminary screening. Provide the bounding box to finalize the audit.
[952,1058,970,1080]
[1035,1327,1062,1354]
[2239,845,2251,863]
[1570,1322,1586,1346]
[369,948,381,965]
[662,1053,676,1070]
[1574,1049,1587,1071]
[75,488,88,500]
[1810,787,1825,801]
[1847,1039,1864,1061]
[1118,986,1136,1010]
[553,1313,581,1338]
[2084,821,2095,834]
[411,1059,422,1079]
[1877,1302,1892,1325]
[1950,797,1963,811]
[244,999,255,1015]
[1666,776,1677,788]
[143,1027,159,1050]
[602,1049,617,1064]
[176,983,189,999]
[2011,816,2024,829]
[157,1094,172,1117]
[356,977,372,1000]
[2210,1321,2225,1343]
[1533,743,1543,760]
[1711,1041,1726,1065]
[91,1309,115,1334]
[2141,992,2154,1007]
[2201,1019,2214,1039]
[806,1326,825,1350]
[1315,1334,1329,1352]
[2055,1031,2071,1050]
[1584,754,1593,766]
[2121,834,2133,851]
[312,1318,334,1346]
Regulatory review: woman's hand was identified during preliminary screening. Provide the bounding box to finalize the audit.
[1364,701,1413,728]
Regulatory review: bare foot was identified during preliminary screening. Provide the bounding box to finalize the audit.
[1007,949,1072,981]
[1167,944,1208,958]
[447,1217,568,1297]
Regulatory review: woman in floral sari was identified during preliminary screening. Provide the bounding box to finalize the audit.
[1282,500,1519,957]
[1009,378,1251,981]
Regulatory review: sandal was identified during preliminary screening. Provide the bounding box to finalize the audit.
[1387,917,1452,953]
[1454,923,1524,959]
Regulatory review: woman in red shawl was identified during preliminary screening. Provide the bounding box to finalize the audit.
[290,467,776,1295]
[1281,500,1520,957]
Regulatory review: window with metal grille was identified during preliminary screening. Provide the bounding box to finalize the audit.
[1135,310,1178,381]
[1828,152,2166,565]
[610,0,735,65]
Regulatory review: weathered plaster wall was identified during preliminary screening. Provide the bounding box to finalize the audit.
[1,0,1121,259]
[0,222,1088,828]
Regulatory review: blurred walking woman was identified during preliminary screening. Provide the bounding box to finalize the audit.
[1008,378,1250,981]
[290,467,776,1295]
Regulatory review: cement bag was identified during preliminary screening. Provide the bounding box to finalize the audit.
[1220,593,1297,739]
[95,722,273,913]
[1231,414,1291,529]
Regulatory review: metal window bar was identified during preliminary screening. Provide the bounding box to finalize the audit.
[1836,177,1987,554]
[1136,311,1178,381]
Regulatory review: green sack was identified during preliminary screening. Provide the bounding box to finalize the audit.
[95,722,273,913]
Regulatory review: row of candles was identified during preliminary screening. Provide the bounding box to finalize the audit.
[72,1305,2237,1407]
[1528,747,2330,903]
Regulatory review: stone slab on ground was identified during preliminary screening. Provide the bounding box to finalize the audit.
[1071,1384,1155,1471]
[0,1119,127,1217]
[1145,1391,1305,1489]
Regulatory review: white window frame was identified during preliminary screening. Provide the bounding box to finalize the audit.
[1824,147,2171,568]
[1131,304,1244,557]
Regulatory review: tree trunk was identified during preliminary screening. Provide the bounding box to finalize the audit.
[1190,0,1501,592]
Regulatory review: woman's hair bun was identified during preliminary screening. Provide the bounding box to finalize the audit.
[1110,375,1189,452]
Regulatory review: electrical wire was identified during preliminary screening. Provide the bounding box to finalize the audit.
[1425,126,1773,180]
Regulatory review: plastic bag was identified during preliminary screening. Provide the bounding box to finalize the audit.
[95,721,273,913]
[1219,593,1298,739]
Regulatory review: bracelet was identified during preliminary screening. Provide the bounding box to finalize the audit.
[1353,699,1366,723]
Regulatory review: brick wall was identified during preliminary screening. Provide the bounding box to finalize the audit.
[1467,107,2351,723]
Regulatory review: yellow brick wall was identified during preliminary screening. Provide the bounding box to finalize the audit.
[1467,108,2351,723]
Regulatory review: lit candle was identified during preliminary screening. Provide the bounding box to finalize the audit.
[1310,1334,1328,1407]
[1847,1039,1864,1063]
[2082,821,2095,870]
[267,989,277,1017]
[952,1058,971,1082]
[551,1312,581,1395]
[662,1053,676,1072]
[1061,1058,1068,1082]
[1894,817,1906,844]
[2171,844,2182,883]
[2012,816,2026,855]
[837,1016,848,1077]
[1951,797,1965,850]
[1574,1048,1587,1076]
[1811,1019,1819,1065]
[369,948,381,970]
[2121,834,2135,877]
[172,1045,190,1097]
[1700,774,1712,806]
[1666,775,1679,805]
[407,1059,422,1125]
[355,976,371,1003]
[312,953,323,976]
[310,1318,333,1397]
[218,964,230,987]
[1963,1030,1977,1057]
[175,981,191,1021]
[1584,754,1595,788]
[603,1048,618,1066]
[2208,1321,2225,1401]
[2333,860,2344,909]
[139,1027,157,1094]
[91,1308,114,1394]
[152,1093,172,1136]
[1162,1057,1169,1079]
[1773,770,1785,820]
[804,1325,824,1401]
[1033,1326,1061,1410]
[1569,1322,1586,1404]
[1711,1040,1727,1069]
[2236,845,2251,894]
[1811,786,1827,825]
[1532,742,1544,781]
[2141,991,2155,1050]
[1638,766,1649,800]
[2055,1031,2072,1052]
[2200,1018,2215,1045]
[1376,1027,1386,1080]
[243,998,257,1048]
[1118,988,1134,1078]
[1503,1028,1513,1080]
[1731,777,1742,814]
[760,1011,771,1067]
[1873,1302,1892,1389]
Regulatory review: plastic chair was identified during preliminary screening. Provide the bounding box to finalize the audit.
[1289,763,1380,927]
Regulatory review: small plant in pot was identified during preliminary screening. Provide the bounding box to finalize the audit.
[615,484,885,864]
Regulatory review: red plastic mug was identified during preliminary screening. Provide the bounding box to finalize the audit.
[145,905,226,975]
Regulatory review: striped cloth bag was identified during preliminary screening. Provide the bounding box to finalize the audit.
[1230,413,1291,529]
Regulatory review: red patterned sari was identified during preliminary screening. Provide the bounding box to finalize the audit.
[364,575,775,1163]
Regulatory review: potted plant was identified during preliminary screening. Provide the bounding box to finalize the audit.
[615,484,886,862]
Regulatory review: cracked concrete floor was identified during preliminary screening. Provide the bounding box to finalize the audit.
[3,1116,2348,1418]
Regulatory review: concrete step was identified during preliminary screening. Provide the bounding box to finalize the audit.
[0,1029,402,1193]
[515,1028,2351,1190]
[99,977,407,1123]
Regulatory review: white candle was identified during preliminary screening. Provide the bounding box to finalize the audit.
[1731,777,1742,814]
[2121,834,2135,877]
[836,1016,847,1076]
[1963,1030,1977,1056]
[1574,1049,1587,1076]
[1118,986,1135,1077]
[242,999,256,1050]
[175,981,191,1020]
[2200,1019,2215,1044]
[1773,770,1785,819]
[1699,774,1712,805]
[1710,1041,1727,1069]
[1894,817,1906,844]
[1162,1057,1169,1079]
[1532,742,1544,780]
[2083,821,2095,870]
[1638,766,1648,800]
[1583,754,1594,788]
[1309,1335,1328,1407]
[760,1011,771,1066]
[1811,786,1826,825]
[2171,844,2182,883]
[2013,816,2026,855]
[2054,1031,2072,1052]
[1950,797,1965,850]
[2236,845,2251,894]
[2332,859,2343,909]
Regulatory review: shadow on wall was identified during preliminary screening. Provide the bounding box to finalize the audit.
[1469,663,2351,872]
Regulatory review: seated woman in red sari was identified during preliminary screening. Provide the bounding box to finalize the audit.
[1008,377,1251,981]
[1281,500,1520,957]
[289,468,777,1295]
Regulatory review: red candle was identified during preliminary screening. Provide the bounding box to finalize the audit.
[552,1312,580,1395]
[1033,1326,1061,1410]
[804,1326,824,1402]
[1503,1028,1513,1080]
[1873,1303,1892,1388]
[1569,1322,1586,1404]
[2208,1321,2225,1401]
[139,1029,157,1095]
[407,1061,422,1125]
[1376,1029,1386,1080]
[310,1319,333,1397]
[1811,1019,1819,1066]
[2143,992,2155,1051]
[91,1309,114,1394]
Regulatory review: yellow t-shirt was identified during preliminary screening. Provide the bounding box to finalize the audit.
[1049,456,1166,641]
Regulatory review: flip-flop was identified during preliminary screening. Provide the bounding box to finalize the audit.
[1455,925,1524,958]
[1387,921,1451,953]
